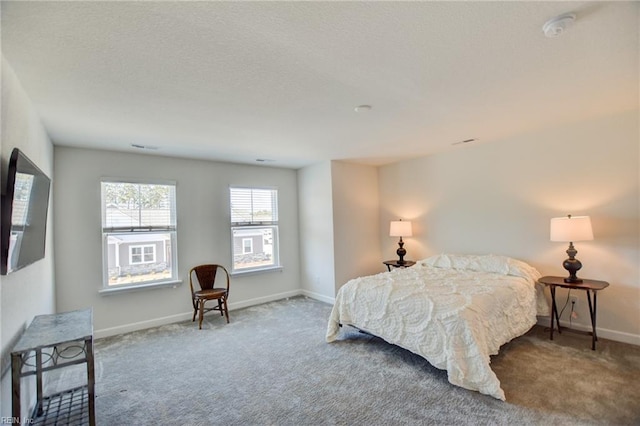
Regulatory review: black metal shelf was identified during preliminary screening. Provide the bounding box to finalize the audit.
[32,386,89,426]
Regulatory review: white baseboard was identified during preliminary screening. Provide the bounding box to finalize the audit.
[227,289,303,311]
[301,289,335,305]
[95,312,193,338]
[95,296,637,346]
[95,289,305,339]
[536,317,640,346]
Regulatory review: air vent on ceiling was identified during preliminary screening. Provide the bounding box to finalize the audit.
[452,138,478,146]
[131,143,159,150]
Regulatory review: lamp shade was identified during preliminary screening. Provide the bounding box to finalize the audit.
[550,215,593,242]
[390,220,412,237]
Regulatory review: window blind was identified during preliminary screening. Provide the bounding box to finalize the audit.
[230,187,278,225]
[102,182,176,232]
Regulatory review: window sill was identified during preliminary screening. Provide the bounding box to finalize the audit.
[230,266,283,277]
[99,280,183,296]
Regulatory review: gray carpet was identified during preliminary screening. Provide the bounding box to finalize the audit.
[51,297,640,425]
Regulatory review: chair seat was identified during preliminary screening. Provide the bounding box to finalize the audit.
[194,288,227,300]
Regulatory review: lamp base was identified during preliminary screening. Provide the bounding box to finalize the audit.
[562,242,583,284]
[396,238,406,265]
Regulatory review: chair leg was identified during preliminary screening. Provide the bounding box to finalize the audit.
[198,299,205,329]
[223,297,230,324]
[218,299,224,316]
[192,301,197,322]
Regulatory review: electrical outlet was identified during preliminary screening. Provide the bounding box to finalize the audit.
[570,295,578,308]
[570,295,579,319]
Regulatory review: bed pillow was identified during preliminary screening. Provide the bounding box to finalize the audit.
[418,254,541,283]
[418,254,549,316]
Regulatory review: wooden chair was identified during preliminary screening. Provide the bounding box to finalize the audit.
[189,264,230,329]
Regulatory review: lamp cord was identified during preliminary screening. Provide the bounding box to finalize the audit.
[558,289,572,323]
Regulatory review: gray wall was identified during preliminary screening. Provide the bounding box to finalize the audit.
[297,161,335,302]
[378,111,639,344]
[297,160,382,301]
[54,147,300,337]
[331,161,381,291]
[0,58,56,418]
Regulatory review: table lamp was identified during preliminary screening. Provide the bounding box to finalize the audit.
[550,214,593,283]
[390,219,412,265]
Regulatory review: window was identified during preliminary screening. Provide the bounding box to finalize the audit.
[230,187,279,273]
[129,245,156,264]
[242,238,253,254]
[101,180,177,288]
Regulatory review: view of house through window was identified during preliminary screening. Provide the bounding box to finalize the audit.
[130,245,156,264]
[230,187,279,273]
[101,180,177,287]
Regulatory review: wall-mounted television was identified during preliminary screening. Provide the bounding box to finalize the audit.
[1,148,51,275]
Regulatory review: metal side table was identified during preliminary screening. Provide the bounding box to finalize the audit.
[11,308,95,425]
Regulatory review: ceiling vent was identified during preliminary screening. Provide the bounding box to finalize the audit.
[452,138,478,146]
[131,143,159,150]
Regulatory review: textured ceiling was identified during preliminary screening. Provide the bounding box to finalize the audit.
[2,1,638,168]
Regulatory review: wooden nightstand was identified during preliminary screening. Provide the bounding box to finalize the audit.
[537,276,609,350]
[383,260,416,272]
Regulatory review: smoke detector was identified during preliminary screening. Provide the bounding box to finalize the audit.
[543,13,576,38]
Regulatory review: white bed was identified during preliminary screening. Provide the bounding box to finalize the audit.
[326,254,550,400]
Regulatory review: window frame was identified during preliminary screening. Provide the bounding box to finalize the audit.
[229,186,281,275]
[100,178,179,293]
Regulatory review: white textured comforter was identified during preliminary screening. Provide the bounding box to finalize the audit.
[326,254,548,400]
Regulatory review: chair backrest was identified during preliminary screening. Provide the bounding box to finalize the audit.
[189,264,230,294]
